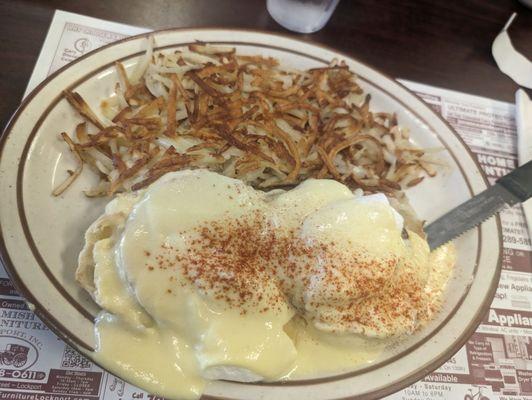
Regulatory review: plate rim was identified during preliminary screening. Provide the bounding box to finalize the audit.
[0,27,503,400]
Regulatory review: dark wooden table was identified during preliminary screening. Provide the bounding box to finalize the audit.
[1,0,531,129]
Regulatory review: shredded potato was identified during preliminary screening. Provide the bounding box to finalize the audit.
[54,40,441,197]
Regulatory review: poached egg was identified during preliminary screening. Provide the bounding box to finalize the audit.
[77,169,455,399]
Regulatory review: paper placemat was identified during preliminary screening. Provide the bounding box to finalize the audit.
[3,9,530,400]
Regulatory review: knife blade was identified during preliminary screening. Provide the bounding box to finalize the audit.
[425,159,532,250]
[516,89,532,240]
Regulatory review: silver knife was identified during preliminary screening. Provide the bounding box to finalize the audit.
[425,160,532,250]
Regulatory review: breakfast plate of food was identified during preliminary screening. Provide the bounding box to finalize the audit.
[0,29,502,399]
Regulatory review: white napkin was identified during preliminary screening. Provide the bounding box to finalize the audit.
[492,13,532,89]
[515,89,532,236]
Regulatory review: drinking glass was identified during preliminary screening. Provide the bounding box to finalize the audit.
[267,0,341,34]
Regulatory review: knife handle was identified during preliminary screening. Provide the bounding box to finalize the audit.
[497,160,532,202]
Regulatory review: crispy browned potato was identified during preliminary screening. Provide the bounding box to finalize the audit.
[54,42,441,197]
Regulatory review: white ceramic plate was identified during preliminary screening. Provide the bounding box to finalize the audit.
[0,29,501,400]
